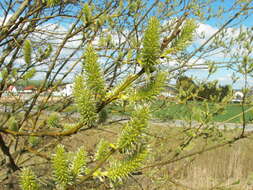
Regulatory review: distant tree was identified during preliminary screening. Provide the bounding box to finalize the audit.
[176,75,197,101]
[176,77,232,102]
[197,81,232,102]
[219,84,233,102]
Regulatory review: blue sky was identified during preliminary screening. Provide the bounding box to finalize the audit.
[184,0,253,89]
[1,0,253,89]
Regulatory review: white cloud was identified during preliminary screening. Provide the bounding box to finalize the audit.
[0,14,12,25]
[195,23,218,45]
[215,75,253,89]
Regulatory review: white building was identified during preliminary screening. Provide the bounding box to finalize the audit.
[53,84,73,97]
[232,91,244,103]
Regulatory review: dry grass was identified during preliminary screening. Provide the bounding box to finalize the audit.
[53,122,253,190]
[134,124,253,190]
[2,119,253,190]
[178,140,253,190]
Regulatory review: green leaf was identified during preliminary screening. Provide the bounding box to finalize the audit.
[44,44,53,59]
[52,145,71,188]
[70,147,87,178]
[83,45,106,99]
[44,0,61,7]
[82,3,92,24]
[231,179,240,185]
[107,146,148,182]
[20,168,39,190]
[7,116,18,131]
[23,40,32,65]
[132,72,167,101]
[94,139,111,161]
[117,106,150,151]
[23,68,36,80]
[170,19,197,54]
[141,17,161,72]
[207,61,218,76]
[28,136,40,147]
[47,112,60,128]
[73,75,97,126]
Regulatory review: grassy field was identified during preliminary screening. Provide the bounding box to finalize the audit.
[2,97,252,124]
[152,101,253,123]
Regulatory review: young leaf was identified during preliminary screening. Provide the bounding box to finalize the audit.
[107,146,148,182]
[141,17,161,72]
[52,145,71,188]
[73,75,97,125]
[28,136,40,147]
[83,45,106,99]
[94,139,111,161]
[44,0,61,7]
[20,168,39,190]
[7,116,18,131]
[47,112,60,128]
[82,3,92,24]
[44,44,53,59]
[170,19,197,53]
[70,146,87,178]
[23,40,32,65]
[132,72,167,101]
[23,68,36,80]
[117,106,150,151]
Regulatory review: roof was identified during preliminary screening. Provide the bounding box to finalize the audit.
[24,85,36,90]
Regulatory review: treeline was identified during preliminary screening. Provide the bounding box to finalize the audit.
[16,80,44,88]
[11,80,66,88]
[176,76,232,102]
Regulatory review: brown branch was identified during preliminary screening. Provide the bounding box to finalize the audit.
[161,12,189,51]
[24,145,50,161]
[0,122,89,137]
[0,0,29,41]
[0,134,19,172]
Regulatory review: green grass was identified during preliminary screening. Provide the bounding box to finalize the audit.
[34,100,253,124]
[212,103,253,123]
[3,99,250,124]
[152,101,253,123]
